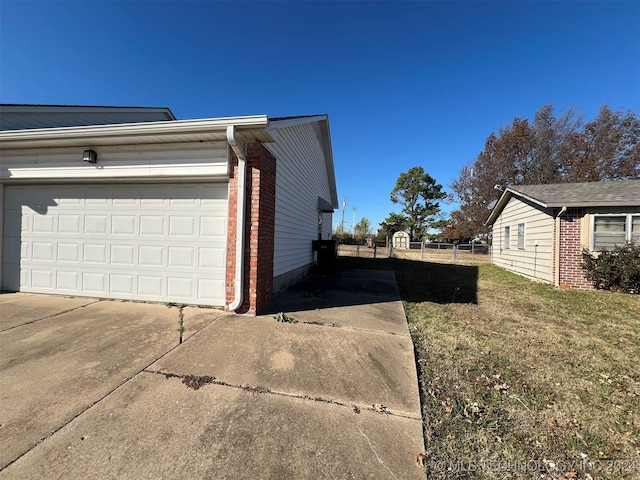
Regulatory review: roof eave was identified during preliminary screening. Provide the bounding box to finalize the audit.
[545,201,640,208]
[0,115,272,149]
[267,115,338,208]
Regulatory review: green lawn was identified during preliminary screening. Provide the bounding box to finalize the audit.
[339,255,640,479]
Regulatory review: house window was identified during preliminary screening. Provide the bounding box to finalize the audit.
[504,226,510,249]
[517,223,525,249]
[633,216,640,244]
[593,214,639,250]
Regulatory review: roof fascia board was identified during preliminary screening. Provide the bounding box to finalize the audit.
[0,116,271,148]
[485,190,512,225]
[544,200,639,208]
[268,115,328,130]
[267,115,338,208]
[486,187,551,225]
[318,119,339,208]
[508,188,549,208]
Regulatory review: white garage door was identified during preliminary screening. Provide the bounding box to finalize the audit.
[2,183,228,305]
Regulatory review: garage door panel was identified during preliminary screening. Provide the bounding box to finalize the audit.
[139,246,164,266]
[138,276,163,297]
[2,184,228,305]
[32,242,55,261]
[169,216,196,236]
[83,272,106,293]
[199,247,225,268]
[83,244,107,264]
[139,216,165,236]
[57,271,80,290]
[200,216,226,237]
[58,214,81,234]
[57,243,81,262]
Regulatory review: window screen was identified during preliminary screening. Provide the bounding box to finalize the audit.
[593,216,626,250]
[517,223,525,249]
[632,216,640,244]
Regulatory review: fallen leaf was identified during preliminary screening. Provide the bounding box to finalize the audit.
[547,417,558,427]
[413,452,427,466]
[373,404,388,414]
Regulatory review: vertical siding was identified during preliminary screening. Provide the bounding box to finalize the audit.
[265,123,333,278]
[492,196,554,283]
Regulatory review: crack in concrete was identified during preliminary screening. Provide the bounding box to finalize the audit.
[0,299,103,333]
[275,317,411,338]
[165,303,186,344]
[144,369,421,420]
[0,312,231,472]
[356,416,399,480]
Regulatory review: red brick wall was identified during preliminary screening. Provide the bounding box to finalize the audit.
[225,144,277,314]
[558,209,593,290]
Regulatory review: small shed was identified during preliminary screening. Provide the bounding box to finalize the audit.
[392,231,410,249]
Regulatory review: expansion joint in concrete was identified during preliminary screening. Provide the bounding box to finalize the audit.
[0,299,103,333]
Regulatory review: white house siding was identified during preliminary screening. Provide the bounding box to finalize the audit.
[492,196,554,283]
[265,122,333,288]
[0,143,228,181]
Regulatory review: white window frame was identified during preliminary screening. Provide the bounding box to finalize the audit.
[591,213,640,250]
[517,223,525,250]
[504,226,510,250]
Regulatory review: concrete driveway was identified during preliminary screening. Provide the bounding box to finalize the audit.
[0,270,426,479]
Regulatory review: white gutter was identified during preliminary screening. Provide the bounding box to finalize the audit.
[0,115,269,141]
[226,125,247,312]
[554,206,567,287]
[0,115,272,151]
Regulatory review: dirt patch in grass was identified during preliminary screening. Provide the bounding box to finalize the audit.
[339,255,640,479]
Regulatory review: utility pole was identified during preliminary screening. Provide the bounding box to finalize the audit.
[340,197,347,233]
[352,207,357,234]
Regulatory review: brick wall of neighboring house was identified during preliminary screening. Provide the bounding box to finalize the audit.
[225,144,277,314]
[558,209,593,290]
[551,213,557,285]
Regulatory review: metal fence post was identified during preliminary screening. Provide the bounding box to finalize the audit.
[421,240,425,261]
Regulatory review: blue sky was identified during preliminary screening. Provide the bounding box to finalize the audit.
[1,1,639,231]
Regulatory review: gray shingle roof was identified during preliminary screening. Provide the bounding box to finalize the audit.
[508,180,640,207]
[0,104,176,131]
[486,179,640,225]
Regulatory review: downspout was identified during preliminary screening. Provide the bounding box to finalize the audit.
[227,125,246,312]
[555,206,567,287]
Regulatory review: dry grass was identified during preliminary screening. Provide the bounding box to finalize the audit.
[338,254,640,479]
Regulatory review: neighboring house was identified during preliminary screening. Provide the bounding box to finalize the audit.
[0,105,337,314]
[485,180,640,289]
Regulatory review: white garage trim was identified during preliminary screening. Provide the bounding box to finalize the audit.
[2,183,228,306]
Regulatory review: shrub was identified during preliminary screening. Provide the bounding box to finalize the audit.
[582,243,640,294]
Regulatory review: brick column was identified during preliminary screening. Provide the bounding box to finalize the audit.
[558,209,593,290]
[225,144,277,314]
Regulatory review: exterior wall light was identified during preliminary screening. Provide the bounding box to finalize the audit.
[83,149,97,163]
